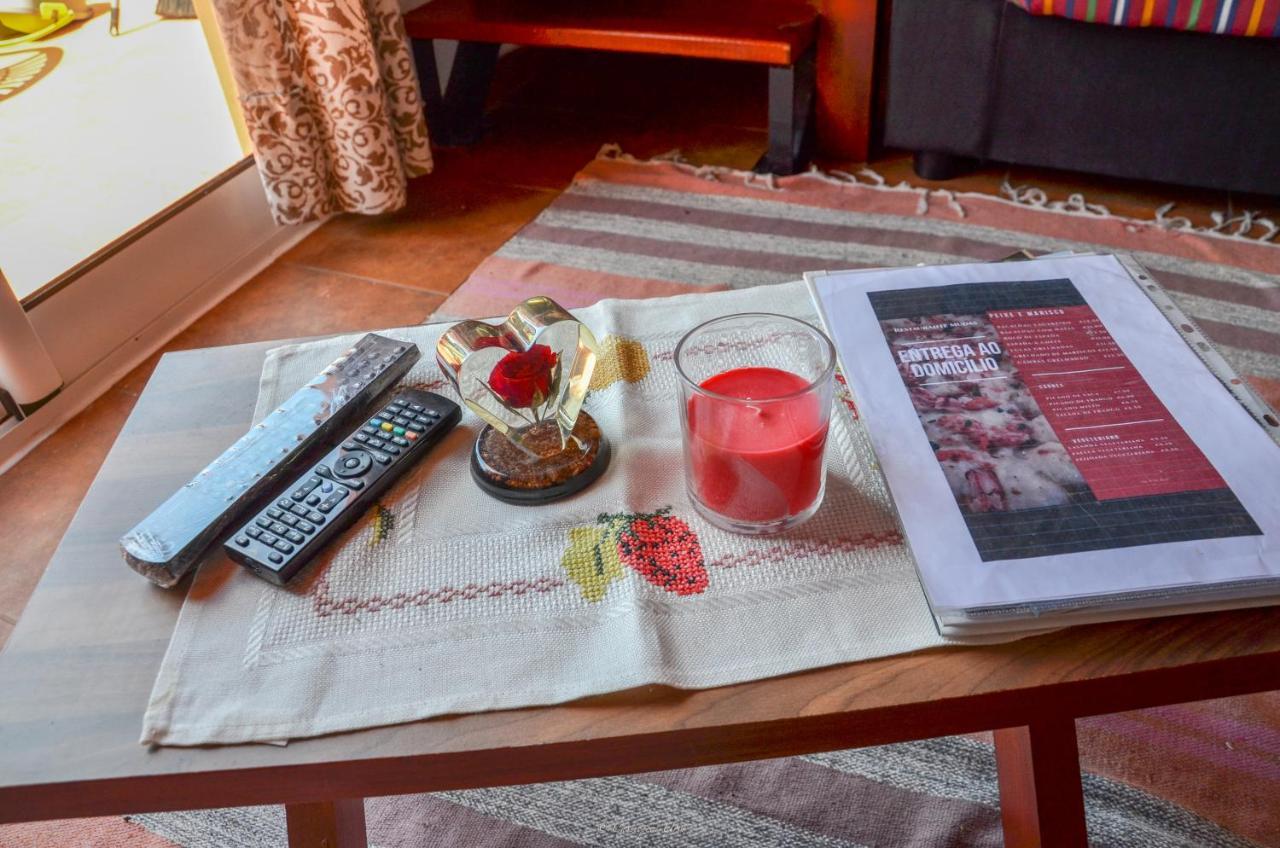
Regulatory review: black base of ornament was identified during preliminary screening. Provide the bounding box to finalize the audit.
[470,413,611,505]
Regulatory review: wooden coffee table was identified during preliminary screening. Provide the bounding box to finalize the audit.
[0,336,1277,848]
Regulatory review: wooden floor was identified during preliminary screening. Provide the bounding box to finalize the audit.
[0,47,1267,651]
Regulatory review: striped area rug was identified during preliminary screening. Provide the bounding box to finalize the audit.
[7,150,1277,847]
[437,149,1280,415]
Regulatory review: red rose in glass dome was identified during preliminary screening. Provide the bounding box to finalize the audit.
[488,344,558,409]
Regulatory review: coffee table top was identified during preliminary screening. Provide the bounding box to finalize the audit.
[1,335,1277,823]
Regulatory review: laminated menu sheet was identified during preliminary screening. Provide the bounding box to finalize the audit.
[808,254,1280,633]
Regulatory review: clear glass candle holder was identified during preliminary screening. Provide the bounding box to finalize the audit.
[676,313,836,535]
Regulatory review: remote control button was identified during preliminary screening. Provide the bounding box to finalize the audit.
[409,402,424,412]
[290,504,309,518]
[387,403,404,413]
[274,541,294,554]
[297,520,315,534]
[277,499,293,510]
[315,465,333,479]
[291,489,307,501]
[393,426,405,436]
[371,451,392,465]
[343,441,360,451]
[268,552,284,564]
[367,437,387,449]
[281,513,299,527]
[377,412,393,422]
[307,511,326,524]
[260,532,279,546]
[267,507,283,519]
[306,494,321,506]
[246,526,262,539]
[318,499,338,513]
[270,521,288,535]
[335,487,349,498]
[392,436,409,447]
[362,425,379,436]
[393,416,410,427]
[255,517,271,529]
[407,422,425,433]
[235,535,250,547]
[285,530,305,544]
[404,431,418,442]
[354,433,369,443]
[321,481,334,493]
[334,451,372,478]
[380,422,394,433]
[344,478,364,490]
[383,444,401,455]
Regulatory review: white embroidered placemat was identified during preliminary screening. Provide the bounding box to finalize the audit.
[141,282,1024,746]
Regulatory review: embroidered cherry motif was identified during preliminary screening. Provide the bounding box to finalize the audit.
[598,507,708,596]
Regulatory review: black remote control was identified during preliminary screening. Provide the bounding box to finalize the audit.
[121,334,420,587]
[225,389,461,585]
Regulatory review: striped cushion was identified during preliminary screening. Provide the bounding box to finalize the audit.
[1008,0,1280,37]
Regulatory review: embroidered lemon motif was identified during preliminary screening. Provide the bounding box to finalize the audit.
[589,335,650,391]
[369,504,395,547]
[560,525,624,602]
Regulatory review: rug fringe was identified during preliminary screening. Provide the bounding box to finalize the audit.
[602,144,783,193]
[594,145,1279,245]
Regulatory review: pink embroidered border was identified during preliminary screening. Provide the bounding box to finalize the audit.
[310,531,903,618]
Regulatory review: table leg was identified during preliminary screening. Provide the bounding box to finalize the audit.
[813,0,879,162]
[285,798,368,848]
[994,720,1088,848]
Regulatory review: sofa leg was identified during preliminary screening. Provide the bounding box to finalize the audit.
[912,151,973,181]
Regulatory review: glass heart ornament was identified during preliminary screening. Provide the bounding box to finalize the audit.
[436,296,611,504]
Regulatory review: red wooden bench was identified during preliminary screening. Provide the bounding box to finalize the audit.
[404,0,820,174]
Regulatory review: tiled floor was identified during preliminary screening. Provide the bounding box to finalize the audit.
[0,47,1264,649]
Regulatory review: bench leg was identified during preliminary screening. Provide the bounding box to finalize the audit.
[994,719,1088,848]
[756,45,816,176]
[439,41,500,146]
[285,798,367,848]
[411,39,498,146]
[412,38,446,140]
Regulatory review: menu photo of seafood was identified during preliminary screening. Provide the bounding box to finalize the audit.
[865,277,1260,562]
[885,312,1090,517]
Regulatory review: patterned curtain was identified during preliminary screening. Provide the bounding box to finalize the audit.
[209,0,432,224]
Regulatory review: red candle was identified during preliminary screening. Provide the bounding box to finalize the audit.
[686,367,829,523]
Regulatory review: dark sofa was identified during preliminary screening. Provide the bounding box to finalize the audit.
[882,0,1280,196]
